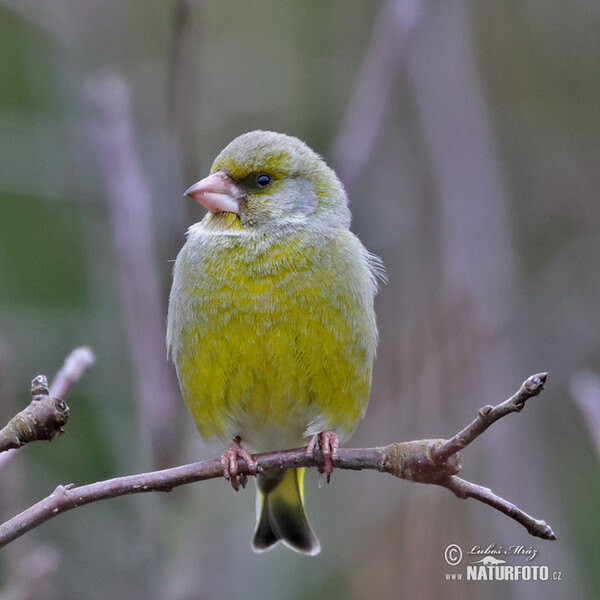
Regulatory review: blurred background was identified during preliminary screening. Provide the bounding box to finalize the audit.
[0,0,599,598]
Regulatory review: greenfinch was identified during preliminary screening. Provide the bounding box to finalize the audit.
[167,130,382,555]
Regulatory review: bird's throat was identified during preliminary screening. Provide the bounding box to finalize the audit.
[204,212,244,231]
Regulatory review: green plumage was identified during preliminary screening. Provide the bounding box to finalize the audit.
[167,131,382,554]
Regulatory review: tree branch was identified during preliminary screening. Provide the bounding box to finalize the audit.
[0,348,95,454]
[0,372,556,549]
[86,71,181,467]
[571,370,600,460]
[331,0,423,191]
[442,477,555,540]
[432,372,548,464]
[49,346,95,401]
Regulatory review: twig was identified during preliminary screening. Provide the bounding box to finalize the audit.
[0,376,68,453]
[0,348,94,454]
[49,347,95,400]
[432,372,548,464]
[0,372,556,548]
[443,477,555,540]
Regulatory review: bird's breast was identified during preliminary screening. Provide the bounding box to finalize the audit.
[168,224,374,448]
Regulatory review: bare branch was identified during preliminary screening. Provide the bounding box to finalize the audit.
[571,370,600,459]
[331,0,423,191]
[0,443,446,549]
[432,372,548,464]
[443,476,556,540]
[85,71,181,467]
[0,372,556,548]
[49,347,95,400]
[0,377,68,453]
[0,347,94,455]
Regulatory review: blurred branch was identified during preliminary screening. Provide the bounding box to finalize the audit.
[165,0,200,242]
[331,0,423,190]
[0,373,556,548]
[0,348,94,454]
[167,0,196,126]
[408,0,515,311]
[571,371,600,459]
[49,347,96,400]
[85,71,180,468]
[0,543,61,600]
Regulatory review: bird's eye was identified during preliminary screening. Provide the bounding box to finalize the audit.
[256,174,272,188]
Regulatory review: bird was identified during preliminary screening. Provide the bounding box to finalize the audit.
[166,130,383,555]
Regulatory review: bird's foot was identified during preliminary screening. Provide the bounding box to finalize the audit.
[306,431,339,483]
[220,436,257,491]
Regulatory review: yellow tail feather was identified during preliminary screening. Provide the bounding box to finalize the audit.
[252,468,320,556]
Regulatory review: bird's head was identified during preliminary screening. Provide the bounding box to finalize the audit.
[184,130,350,231]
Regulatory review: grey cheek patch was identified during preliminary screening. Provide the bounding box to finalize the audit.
[289,179,317,216]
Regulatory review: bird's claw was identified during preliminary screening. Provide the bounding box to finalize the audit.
[306,431,339,483]
[220,436,257,491]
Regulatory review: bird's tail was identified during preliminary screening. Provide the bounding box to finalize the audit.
[252,468,320,555]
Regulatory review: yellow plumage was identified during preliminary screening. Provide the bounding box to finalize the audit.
[167,131,382,554]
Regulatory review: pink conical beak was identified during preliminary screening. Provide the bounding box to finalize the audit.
[184,172,242,214]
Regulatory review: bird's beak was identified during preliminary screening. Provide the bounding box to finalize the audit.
[184,172,241,215]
